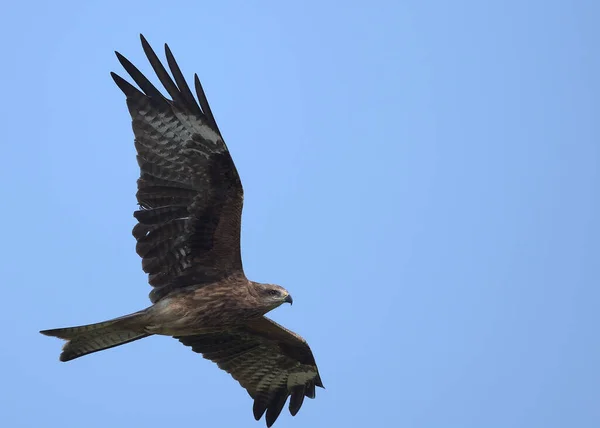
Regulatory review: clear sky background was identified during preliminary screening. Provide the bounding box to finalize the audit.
[1,1,598,427]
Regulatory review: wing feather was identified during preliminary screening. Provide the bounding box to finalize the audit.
[115,51,164,100]
[177,317,323,427]
[288,384,306,416]
[194,74,220,134]
[164,43,203,117]
[112,35,244,302]
[140,35,184,106]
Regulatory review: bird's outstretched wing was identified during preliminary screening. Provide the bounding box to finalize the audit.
[177,317,323,427]
[112,35,244,303]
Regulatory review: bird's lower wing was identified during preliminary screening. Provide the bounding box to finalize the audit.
[176,316,322,427]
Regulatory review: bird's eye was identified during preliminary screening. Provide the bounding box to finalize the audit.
[268,289,279,296]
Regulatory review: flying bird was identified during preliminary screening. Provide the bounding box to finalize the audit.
[41,34,323,427]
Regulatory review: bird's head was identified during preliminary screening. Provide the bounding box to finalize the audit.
[253,283,293,311]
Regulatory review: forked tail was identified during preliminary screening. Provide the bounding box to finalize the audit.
[40,311,152,362]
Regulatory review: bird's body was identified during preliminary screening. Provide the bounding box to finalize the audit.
[41,35,322,427]
[145,278,290,336]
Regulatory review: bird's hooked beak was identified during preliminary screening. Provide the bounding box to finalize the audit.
[284,293,293,305]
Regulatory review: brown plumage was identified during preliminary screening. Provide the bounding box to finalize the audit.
[40,34,323,427]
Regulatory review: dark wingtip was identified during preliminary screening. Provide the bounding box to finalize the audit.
[114,49,164,99]
[114,51,132,71]
[253,399,267,421]
[111,72,141,97]
[163,43,203,116]
[316,374,325,389]
[194,73,220,134]
[163,43,173,64]
[265,390,288,427]
[140,35,183,105]
[139,34,151,53]
[288,385,306,416]
[114,50,125,62]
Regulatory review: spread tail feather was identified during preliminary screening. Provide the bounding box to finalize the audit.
[40,311,152,362]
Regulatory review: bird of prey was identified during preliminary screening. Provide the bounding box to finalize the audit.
[40,35,323,427]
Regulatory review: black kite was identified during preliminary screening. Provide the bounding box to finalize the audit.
[41,35,323,427]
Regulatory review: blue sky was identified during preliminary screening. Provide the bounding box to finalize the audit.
[2,1,599,427]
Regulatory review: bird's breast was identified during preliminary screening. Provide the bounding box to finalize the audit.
[144,288,263,336]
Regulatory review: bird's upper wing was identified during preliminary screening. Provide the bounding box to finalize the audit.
[112,35,244,303]
[177,316,323,427]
